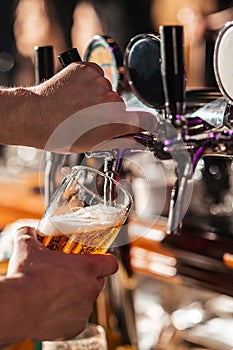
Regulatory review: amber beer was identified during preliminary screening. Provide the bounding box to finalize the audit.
[37,204,127,254]
[37,166,132,254]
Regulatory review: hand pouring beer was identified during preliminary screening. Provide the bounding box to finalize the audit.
[37,166,132,254]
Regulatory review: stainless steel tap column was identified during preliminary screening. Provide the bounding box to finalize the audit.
[159,26,193,235]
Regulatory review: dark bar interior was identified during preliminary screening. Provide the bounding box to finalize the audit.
[0,1,233,350]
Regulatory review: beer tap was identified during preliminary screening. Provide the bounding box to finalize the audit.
[34,46,62,205]
[156,25,193,235]
[34,46,54,84]
[106,26,233,238]
[91,24,233,298]
[158,21,233,297]
[80,30,224,236]
[35,20,233,345]
[153,24,233,235]
[159,25,186,134]
[53,21,233,337]
[121,22,233,298]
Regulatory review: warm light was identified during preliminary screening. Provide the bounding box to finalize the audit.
[14,0,50,57]
[13,0,66,64]
[177,7,195,24]
[171,306,204,330]
[130,247,177,277]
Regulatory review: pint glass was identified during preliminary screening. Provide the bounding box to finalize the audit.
[42,323,108,350]
[37,166,132,254]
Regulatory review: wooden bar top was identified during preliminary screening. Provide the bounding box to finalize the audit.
[0,172,45,230]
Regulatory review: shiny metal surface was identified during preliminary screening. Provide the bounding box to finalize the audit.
[124,33,165,109]
[43,22,233,346]
[214,21,233,105]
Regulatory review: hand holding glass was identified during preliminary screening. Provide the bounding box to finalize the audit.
[37,166,132,254]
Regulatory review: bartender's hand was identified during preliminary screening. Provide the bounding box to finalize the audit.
[6,226,118,342]
[28,61,125,151]
[35,62,157,153]
[5,61,157,153]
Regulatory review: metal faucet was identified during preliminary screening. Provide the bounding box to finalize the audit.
[42,21,233,349]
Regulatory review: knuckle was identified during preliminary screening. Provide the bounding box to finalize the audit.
[95,75,113,91]
[14,232,31,249]
[82,63,100,76]
[106,91,122,102]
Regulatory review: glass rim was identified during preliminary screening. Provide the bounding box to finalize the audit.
[42,323,107,345]
[67,165,133,204]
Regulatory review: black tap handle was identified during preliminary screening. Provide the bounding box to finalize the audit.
[159,25,185,118]
[58,48,82,68]
[34,45,54,84]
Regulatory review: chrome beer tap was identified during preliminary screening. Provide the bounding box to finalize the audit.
[100,20,233,303]
[81,25,233,245]
[81,28,232,237]
[122,22,233,241]
[153,24,233,236]
[158,25,192,235]
[154,22,233,298]
[41,20,233,345]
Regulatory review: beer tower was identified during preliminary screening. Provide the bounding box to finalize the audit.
[41,21,233,349]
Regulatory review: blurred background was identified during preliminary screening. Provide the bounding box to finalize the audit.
[1,2,233,350]
[0,0,232,88]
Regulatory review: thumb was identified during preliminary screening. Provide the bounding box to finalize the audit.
[16,226,37,238]
[8,226,38,276]
[13,226,38,251]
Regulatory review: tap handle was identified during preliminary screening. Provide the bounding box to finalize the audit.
[159,25,185,119]
[34,46,56,205]
[34,45,54,84]
[58,48,82,68]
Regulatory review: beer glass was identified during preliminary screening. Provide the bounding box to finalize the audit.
[37,166,132,254]
[42,323,108,350]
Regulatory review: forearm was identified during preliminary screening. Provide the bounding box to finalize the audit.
[0,63,157,153]
[0,275,30,345]
[0,87,44,149]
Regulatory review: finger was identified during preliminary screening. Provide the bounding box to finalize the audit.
[8,227,38,276]
[95,75,114,92]
[93,254,119,278]
[72,61,105,78]
[14,226,37,248]
[124,110,158,134]
[16,226,37,237]
[91,134,146,152]
[83,61,105,77]
[97,277,106,293]
[13,226,47,255]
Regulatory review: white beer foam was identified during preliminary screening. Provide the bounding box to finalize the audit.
[40,204,125,235]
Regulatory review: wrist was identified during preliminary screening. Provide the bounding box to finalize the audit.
[0,275,35,344]
[0,87,44,149]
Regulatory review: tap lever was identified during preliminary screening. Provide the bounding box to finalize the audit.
[58,48,82,67]
[34,45,54,84]
[160,25,186,128]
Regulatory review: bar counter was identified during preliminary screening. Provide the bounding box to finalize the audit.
[0,172,45,231]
